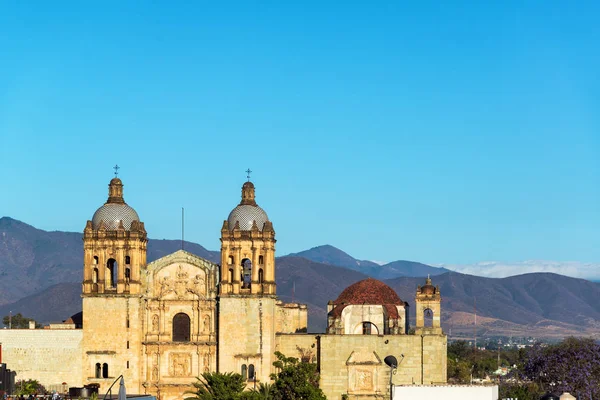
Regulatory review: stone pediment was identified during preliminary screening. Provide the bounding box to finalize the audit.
[146,250,218,274]
[145,250,218,300]
[346,350,382,366]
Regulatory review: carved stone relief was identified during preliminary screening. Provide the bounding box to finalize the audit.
[156,265,206,300]
[169,352,192,377]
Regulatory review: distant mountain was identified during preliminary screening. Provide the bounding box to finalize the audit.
[0,217,218,305]
[287,244,449,279]
[2,217,600,338]
[0,282,82,324]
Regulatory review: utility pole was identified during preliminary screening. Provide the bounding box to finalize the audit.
[473,297,477,349]
[8,311,11,329]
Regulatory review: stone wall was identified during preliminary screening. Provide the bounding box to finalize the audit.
[0,329,83,389]
[218,297,277,385]
[275,302,307,333]
[318,334,447,400]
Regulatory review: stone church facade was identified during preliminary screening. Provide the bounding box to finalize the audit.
[0,176,446,400]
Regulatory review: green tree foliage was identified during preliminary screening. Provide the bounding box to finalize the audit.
[270,352,327,400]
[247,383,274,400]
[499,383,541,400]
[184,371,246,400]
[14,380,46,396]
[2,313,42,329]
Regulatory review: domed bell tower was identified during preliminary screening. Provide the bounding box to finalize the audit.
[82,177,147,295]
[218,179,278,387]
[219,181,276,296]
[82,175,147,394]
[415,276,442,335]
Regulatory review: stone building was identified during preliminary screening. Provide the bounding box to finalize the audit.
[0,176,446,400]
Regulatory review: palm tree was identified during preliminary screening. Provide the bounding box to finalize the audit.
[252,382,273,399]
[184,371,246,400]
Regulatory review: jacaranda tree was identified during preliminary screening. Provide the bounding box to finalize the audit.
[523,337,600,399]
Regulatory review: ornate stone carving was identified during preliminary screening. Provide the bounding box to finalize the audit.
[355,369,373,390]
[203,315,210,333]
[156,265,206,300]
[203,353,210,373]
[169,352,192,377]
[152,314,159,332]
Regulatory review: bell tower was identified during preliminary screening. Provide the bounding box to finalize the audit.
[415,276,442,335]
[218,178,278,387]
[82,177,147,295]
[81,173,146,394]
[219,181,276,296]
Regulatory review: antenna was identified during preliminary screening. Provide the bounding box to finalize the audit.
[181,207,184,251]
[473,297,477,349]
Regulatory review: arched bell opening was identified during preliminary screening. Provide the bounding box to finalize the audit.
[424,308,434,328]
[241,258,252,289]
[106,258,118,288]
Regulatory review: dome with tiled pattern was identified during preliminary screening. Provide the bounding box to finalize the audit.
[92,203,140,230]
[227,180,270,231]
[91,176,140,230]
[228,204,269,231]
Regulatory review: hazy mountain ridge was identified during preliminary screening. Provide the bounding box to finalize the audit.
[2,217,600,338]
[287,244,450,279]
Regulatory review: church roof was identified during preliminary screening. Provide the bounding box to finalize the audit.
[333,278,404,306]
[328,278,405,319]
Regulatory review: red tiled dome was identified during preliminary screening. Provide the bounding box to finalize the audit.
[333,278,404,305]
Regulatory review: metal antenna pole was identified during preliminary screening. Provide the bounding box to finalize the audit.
[181,207,184,251]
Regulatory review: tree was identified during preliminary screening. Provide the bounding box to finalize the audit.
[185,371,246,400]
[523,337,600,399]
[499,382,541,400]
[2,313,42,329]
[14,380,46,396]
[270,352,327,400]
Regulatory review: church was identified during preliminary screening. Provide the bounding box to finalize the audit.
[0,176,447,400]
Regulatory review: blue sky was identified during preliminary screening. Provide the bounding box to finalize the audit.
[0,1,598,269]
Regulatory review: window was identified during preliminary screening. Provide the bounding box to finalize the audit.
[228,268,234,282]
[228,256,234,265]
[92,268,99,284]
[125,268,131,283]
[248,364,255,380]
[127,361,129,369]
[93,256,98,265]
[107,258,118,288]
[125,256,131,264]
[361,322,378,335]
[258,255,264,265]
[127,341,129,349]
[258,269,264,284]
[95,363,101,378]
[173,313,191,342]
[241,364,247,380]
[102,363,109,378]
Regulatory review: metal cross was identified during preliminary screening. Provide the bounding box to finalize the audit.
[245,168,252,181]
[114,164,120,177]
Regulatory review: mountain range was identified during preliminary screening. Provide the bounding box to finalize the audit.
[1,216,599,339]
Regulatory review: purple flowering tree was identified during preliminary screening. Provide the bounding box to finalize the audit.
[523,337,600,399]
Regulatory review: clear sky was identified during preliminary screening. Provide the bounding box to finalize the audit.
[1,1,598,270]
